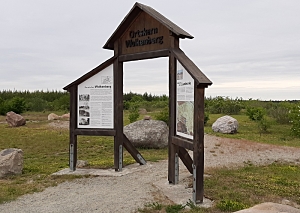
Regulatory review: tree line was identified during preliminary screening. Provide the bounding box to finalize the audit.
[0,90,299,137]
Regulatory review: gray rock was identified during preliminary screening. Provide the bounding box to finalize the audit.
[124,120,168,149]
[0,148,23,178]
[76,160,88,168]
[6,111,26,127]
[234,202,300,213]
[139,108,147,114]
[212,115,238,134]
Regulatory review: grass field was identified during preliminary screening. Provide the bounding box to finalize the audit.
[0,111,299,212]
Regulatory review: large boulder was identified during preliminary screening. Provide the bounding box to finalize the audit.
[6,111,26,127]
[0,148,23,178]
[124,120,168,149]
[212,115,238,134]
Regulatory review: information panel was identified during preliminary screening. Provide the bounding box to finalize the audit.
[77,65,113,129]
[176,61,194,139]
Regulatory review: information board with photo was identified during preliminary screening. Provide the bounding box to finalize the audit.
[77,65,113,128]
[176,61,194,139]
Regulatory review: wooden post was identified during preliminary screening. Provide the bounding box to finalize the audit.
[193,85,205,203]
[69,86,78,171]
[114,41,123,171]
[168,51,179,184]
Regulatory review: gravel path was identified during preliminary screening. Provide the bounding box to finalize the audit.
[0,134,300,213]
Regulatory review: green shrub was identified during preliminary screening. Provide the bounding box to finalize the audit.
[204,112,210,125]
[165,204,185,213]
[246,107,265,121]
[289,105,300,137]
[52,95,69,111]
[267,104,290,124]
[258,118,271,134]
[26,98,49,112]
[217,199,248,212]
[5,97,27,114]
[155,107,169,125]
[206,96,243,115]
[0,98,8,115]
[128,104,139,123]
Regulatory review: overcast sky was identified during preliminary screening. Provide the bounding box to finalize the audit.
[1,0,299,100]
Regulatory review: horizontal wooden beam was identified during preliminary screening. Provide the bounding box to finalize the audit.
[118,49,169,62]
[74,129,116,136]
[172,136,194,151]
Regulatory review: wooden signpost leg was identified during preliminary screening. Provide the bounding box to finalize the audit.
[114,58,124,172]
[69,86,77,171]
[69,135,77,171]
[193,86,205,203]
[168,51,180,184]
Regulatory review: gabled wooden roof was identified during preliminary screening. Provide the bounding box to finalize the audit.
[171,48,212,87]
[103,2,194,50]
[63,56,116,91]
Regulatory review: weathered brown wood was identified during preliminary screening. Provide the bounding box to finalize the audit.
[69,86,78,171]
[172,136,194,151]
[114,40,124,172]
[193,85,205,203]
[171,48,212,87]
[120,12,171,55]
[63,2,212,203]
[64,56,116,91]
[168,40,181,183]
[178,147,193,174]
[123,134,146,165]
[119,49,169,62]
[74,129,116,136]
[103,2,193,50]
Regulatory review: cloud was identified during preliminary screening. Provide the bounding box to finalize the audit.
[0,0,299,100]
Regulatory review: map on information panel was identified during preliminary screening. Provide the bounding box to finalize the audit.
[176,61,194,139]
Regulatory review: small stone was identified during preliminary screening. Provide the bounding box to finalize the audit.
[139,108,147,114]
[144,115,151,120]
[0,148,23,178]
[77,160,88,168]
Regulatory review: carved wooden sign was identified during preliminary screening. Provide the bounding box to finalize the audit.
[120,12,170,55]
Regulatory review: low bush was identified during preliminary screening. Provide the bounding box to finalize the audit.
[206,96,243,115]
[155,106,169,125]
[246,107,265,121]
[289,105,300,138]
[0,97,26,115]
[128,104,140,123]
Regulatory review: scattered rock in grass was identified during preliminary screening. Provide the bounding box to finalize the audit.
[212,115,238,134]
[0,148,23,178]
[124,120,168,148]
[48,113,60,120]
[61,113,70,119]
[76,160,89,168]
[6,111,26,127]
[139,108,147,114]
[144,115,151,120]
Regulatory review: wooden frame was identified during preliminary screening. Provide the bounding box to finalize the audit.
[64,2,212,204]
